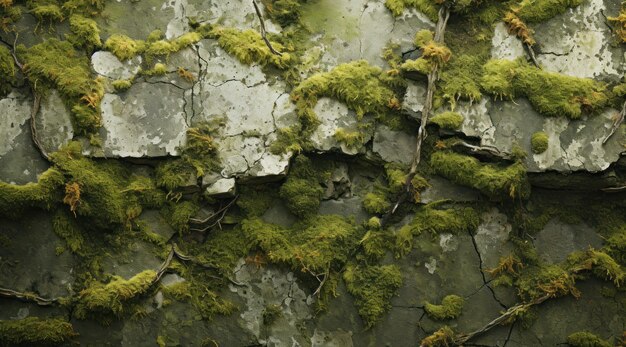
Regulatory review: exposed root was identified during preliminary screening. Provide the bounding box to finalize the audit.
[252,0,283,56]
[602,101,625,145]
[189,195,239,232]
[0,287,58,306]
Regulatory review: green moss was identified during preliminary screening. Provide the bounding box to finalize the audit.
[67,14,101,50]
[31,4,63,23]
[420,326,455,347]
[269,126,304,154]
[161,200,200,235]
[516,264,579,301]
[279,155,324,218]
[384,0,439,21]
[103,34,146,61]
[112,79,132,91]
[606,226,626,264]
[74,270,157,318]
[334,128,365,150]
[430,151,530,200]
[566,331,612,347]
[0,45,16,96]
[291,60,398,131]
[162,281,236,319]
[514,0,583,23]
[208,26,292,69]
[481,59,609,119]
[531,131,549,154]
[52,209,86,256]
[439,54,483,106]
[424,294,464,320]
[261,0,305,27]
[19,38,103,134]
[395,205,479,257]
[400,58,433,75]
[429,111,464,130]
[237,184,278,217]
[568,249,625,286]
[0,317,76,345]
[363,191,391,215]
[414,29,434,47]
[343,264,402,328]
[0,168,64,218]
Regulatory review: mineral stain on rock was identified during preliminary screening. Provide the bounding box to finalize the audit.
[0,0,625,346]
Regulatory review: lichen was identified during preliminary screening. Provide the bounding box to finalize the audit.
[481,59,609,119]
[430,151,530,200]
[343,264,402,328]
[74,270,157,319]
[566,331,612,347]
[429,111,464,130]
[424,294,464,320]
[0,168,64,218]
[531,131,549,154]
[0,317,77,345]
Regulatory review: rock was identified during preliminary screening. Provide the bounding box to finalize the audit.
[318,197,369,224]
[139,210,178,241]
[473,208,514,269]
[402,81,428,119]
[420,176,481,203]
[535,218,603,264]
[91,51,142,80]
[310,98,372,155]
[36,91,74,154]
[262,201,298,228]
[160,274,186,288]
[100,239,164,279]
[491,22,525,60]
[205,178,236,198]
[322,163,352,199]
[372,124,416,165]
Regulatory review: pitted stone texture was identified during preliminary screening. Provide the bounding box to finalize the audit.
[459,98,626,173]
[91,51,142,80]
[309,98,373,155]
[36,91,74,154]
[372,124,416,165]
[491,22,525,60]
[0,92,49,184]
[299,0,434,74]
[230,260,313,346]
[533,0,625,80]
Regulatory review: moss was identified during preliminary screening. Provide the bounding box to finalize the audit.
[0,45,15,96]
[208,26,292,69]
[424,294,464,320]
[291,60,398,131]
[503,12,535,46]
[395,205,479,257]
[360,228,394,261]
[385,0,439,22]
[67,15,101,50]
[363,191,391,215]
[513,0,583,23]
[333,128,365,150]
[112,79,132,91]
[421,41,452,68]
[516,264,579,301]
[343,264,402,328]
[606,227,626,264]
[161,200,200,235]
[420,326,455,347]
[262,303,283,325]
[0,168,64,218]
[279,155,324,218]
[430,151,530,200]
[414,29,434,47]
[31,4,63,23]
[269,126,304,154]
[566,331,612,347]
[400,58,433,75]
[531,131,549,154]
[237,184,278,217]
[261,0,305,27]
[0,317,76,345]
[53,209,86,256]
[19,39,103,134]
[439,54,483,106]
[481,59,609,119]
[609,6,626,43]
[103,34,146,61]
[162,281,236,319]
[568,249,625,286]
[430,111,464,130]
[74,270,157,318]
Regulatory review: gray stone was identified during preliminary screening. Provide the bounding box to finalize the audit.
[491,22,525,60]
[101,239,163,279]
[205,178,236,197]
[402,81,428,119]
[420,176,481,203]
[91,51,142,81]
[318,197,369,224]
[535,218,603,264]
[310,98,372,155]
[474,208,514,269]
[311,329,354,347]
[36,91,74,154]
[372,124,416,165]
[138,210,178,240]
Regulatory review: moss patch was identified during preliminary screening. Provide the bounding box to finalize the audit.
[424,294,464,320]
[0,317,77,345]
[261,0,306,27]
[531,131,549,154]
[0,45,16,96]
[279,155,324,218]
[513,0,583,23]
[0,168,64,218]
[439,54,483,106]
[566,331,612,347]
[430,111,464,130]
[430,151,530,200]
[384,0,439,21]
[67,14,101,51]
[481,59,609,119]
[103,34,146,61]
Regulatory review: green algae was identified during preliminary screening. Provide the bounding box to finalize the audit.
[531,131,549,154]
[0,168,64,218]
[343,264,402,328]
[481,59,609,119]
[429,151,530,200]
[429,111,464,130]
[74,270,157,319]
[0,317,77,345]
[424,294,464,320]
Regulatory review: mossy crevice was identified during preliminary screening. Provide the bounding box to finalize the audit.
[0,317,77,345]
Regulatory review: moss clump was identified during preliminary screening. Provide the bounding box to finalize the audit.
[19,39,104,134]
[568,249,625,286]
[430,111,464,130]
[531,131,549,154]
[334,128,365,150]
[503,12,535,46]
[606,227,626,264]
[424,294,464,320]
[0,168,64,218]
[513,0,583,23]
[609,6,626,43]
[162,281,236,319]
[363,191,391,215]
[291,60,398,131]
[269,126,304,154]
[481,59,608,119]
[421,41,452,68]
[566,331,612,347]
[343,264,402,328]
[384,0,439,21]
[516,264,580,301]
[52,210,86,256]
[430,151,530,200]
[0,317,77,345]
[395,205,479,256]
[31,4,63,23]
[279,155,324,218]
[208,26,292,69]
[261,0,305,27]
[112,79,132,91]
[439,54,483,106]
[74,270,157,318]
[103,34,146,61]
[400,58,433,75]
[0,45,16,96]
[67,15,101,51]
[421,326,455,347]
[161,200,200,235]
